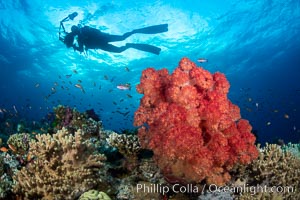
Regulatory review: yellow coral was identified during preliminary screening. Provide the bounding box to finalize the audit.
[13,128,107,200]
[79,190,111,200]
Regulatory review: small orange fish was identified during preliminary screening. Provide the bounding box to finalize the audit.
[8,144,17,152]
[27,153,33,162]
[0,147,9,152]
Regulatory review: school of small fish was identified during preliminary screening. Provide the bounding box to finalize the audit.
[0,61,298,136]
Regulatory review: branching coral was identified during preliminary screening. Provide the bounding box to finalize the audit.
[107,132,141,170]
[231,143,300,199]
[107,133,141,161]
[134,57,258,185]
[282,142,300,159]
[13,128,107,200]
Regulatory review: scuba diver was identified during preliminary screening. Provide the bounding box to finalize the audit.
[59,12,168,55]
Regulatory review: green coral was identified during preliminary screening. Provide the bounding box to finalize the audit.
[282,142,300,159]
[79,190,111,200]
[7,133,30,154]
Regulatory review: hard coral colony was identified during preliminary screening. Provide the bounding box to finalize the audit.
[134,57,259,185]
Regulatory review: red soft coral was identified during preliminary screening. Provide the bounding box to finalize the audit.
[134,57,258,185]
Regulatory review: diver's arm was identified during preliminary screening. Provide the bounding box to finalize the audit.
[59,21,67,42]
[78,42,84,52]
[72,45,81,52]
[72,39,84,53]
[72,44,83,52]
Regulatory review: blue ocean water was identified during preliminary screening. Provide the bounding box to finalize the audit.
[0,0,299,144]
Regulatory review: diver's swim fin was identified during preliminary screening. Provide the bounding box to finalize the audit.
[126,43,161,55]
[132,24,168,34]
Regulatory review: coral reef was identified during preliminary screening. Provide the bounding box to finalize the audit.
[0,155,3,176]
[198,191,233,200]
[53,105,102,137]
[5,133,33,167]
[231,143,300,199]
[134,57,258,185]
[13,127,107,200]
[7,133,30,154]
[79,190,111,200]
[0,174,12,199]
[137,159,163,183]
[0,154,13,199]
[107,132,141,169]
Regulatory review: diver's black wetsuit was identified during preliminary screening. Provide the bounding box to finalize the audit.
[65,24,168,55]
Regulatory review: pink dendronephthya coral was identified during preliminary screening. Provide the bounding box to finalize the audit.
[134,57,258,185]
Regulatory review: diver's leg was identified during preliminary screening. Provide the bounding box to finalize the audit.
[100,43,128,53]
[104,34,126,42]
[126,43,161,55]
[96,32,126,42]
[99,43,161,55]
